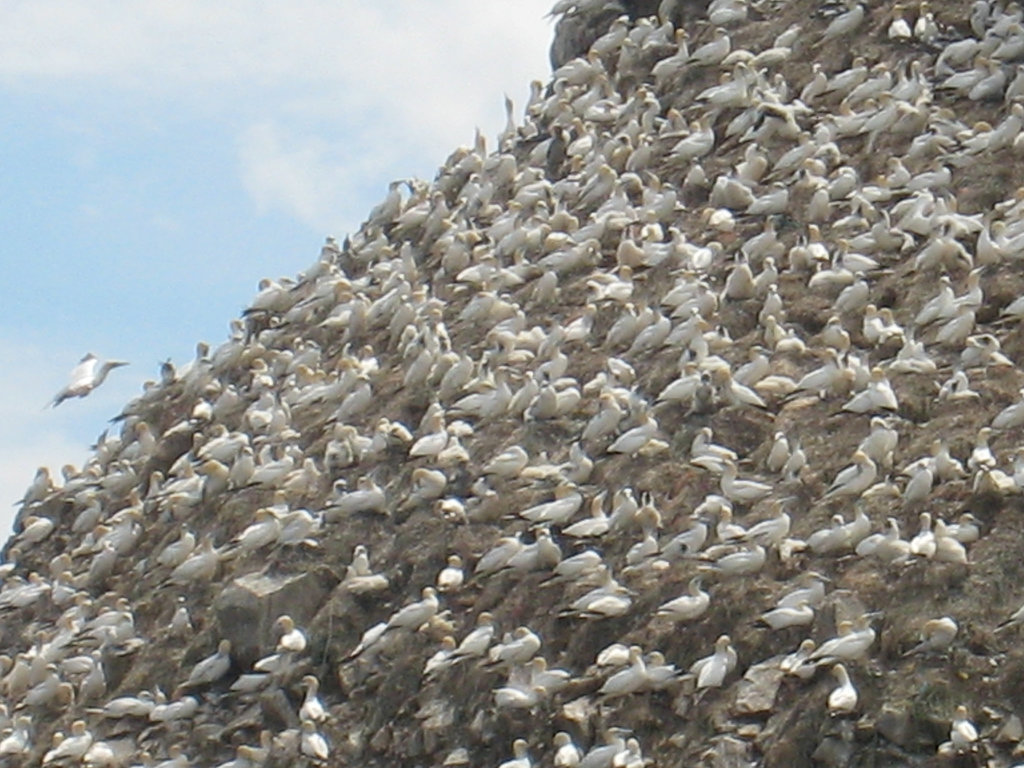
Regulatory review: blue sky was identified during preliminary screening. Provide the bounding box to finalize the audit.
[0,1,554,533]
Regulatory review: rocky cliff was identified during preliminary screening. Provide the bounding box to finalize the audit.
[6,1,1024,766]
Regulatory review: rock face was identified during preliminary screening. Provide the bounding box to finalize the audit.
[8,1,1024,766]
[549,0,708,67]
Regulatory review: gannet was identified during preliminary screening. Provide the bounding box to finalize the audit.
[599,645,650,699]
[96,691,156,718]
[690,634,737,690]
[50,354,128,408]
[181,639,232,689]
[17,467,54,507]
[487,627,541,667]
[564,565,632,618]
[475,534,524,577]
[450,612,495,663]
[423,636,456,678]
[543,549,602,585]
[300,720,329,761]
[700,544,766,576]
[661,516,709,559]
[779,572,829,610]
[553,732,582,768]
[824,451,877,499]
[946,513,981,544]
[809,619,876,662]
[808,514,851,554]
[42,720,93,764]
[909,512,937,558]
[227,509,281,556]
[759,599,814,630]
[437,555,464,593]
[17,515,55,545]
[498,739,531,768]
[828,664,858,715]
[563,492,610,538]
[519,484,583,526]
[888,5,912,39]
[689,27,732,66]
[299,675,327,723]
[743,502,791,547]
[858,417,897,468]
[343,544,389,594]
[656,576,710,622]
[780,639,817,680]
[348,622,388,659]
[169,598,192,637]
[719,461,773,505]
[607,413,659,455]
[946,704,979,753]
[168,537,220,585]
[842,367,897,413]
[275,615,307,654]
[385,587,439,632]
[483,446,529,478]
[0,715,31,757]
[961,334,1012,369]
[156,528,197,569]
[325,477,387,518]
[149,695,198,723]
[905,616,958,655]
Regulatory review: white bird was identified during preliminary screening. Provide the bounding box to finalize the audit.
[822,0,865,41]
[827,664,858,715]
[719,461,773,505]
[743,503,791,547]
[758,599,814,630]
[553,732,582,768]
[451,612,496,662]
[0,716,31,757]
[690,634,737,690]
[810,619,876,662]
[519,484,583,526]
[948,704,979,751]
[607,414,659,456]
[343,544,389,594]
[824,451,877,500]
[483,445,529,477]
[300,720,330,761]
[275,615,307,654]
[992,389,1024,429]
[300,675,327,723]
[488,627,542,667]
[181,639,232,689]
[843,367,897,413]
[701,544,766,576]
[905,617,958,655]
[656,577,710,622]
[50,354,128,407]
[499,738,531,768]
[780,639,817,680]
[43,720,93,764]
[437,554,465,593]
[599,645,649,698]
[385,587,439,632]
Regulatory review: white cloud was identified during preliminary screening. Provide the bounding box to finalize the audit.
[0,0,554,232]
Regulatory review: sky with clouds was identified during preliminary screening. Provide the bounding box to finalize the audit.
[0,0,555,535]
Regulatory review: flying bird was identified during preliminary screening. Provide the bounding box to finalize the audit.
[50,353,128,407]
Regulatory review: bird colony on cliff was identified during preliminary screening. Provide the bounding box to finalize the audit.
[7,0,1024,765]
